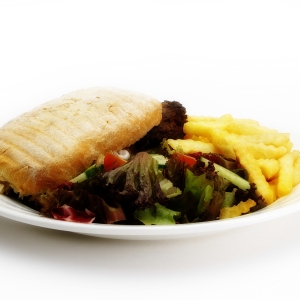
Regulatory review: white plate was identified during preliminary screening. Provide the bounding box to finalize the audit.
[1,133,300,241]
[0,183,300,240]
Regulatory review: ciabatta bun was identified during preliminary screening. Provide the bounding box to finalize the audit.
[0,87,162,196]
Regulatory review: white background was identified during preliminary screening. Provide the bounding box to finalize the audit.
[0,0,300,299]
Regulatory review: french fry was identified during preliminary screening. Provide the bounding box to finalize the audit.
[276,151,297,197]
[285,141,294,152]
[257,158,280,181]
[219,199,256,219]
[186,135,211,143]
[217,114,234,123]
[184,114,234,138]
[226,121,278,136]
[291,150,300,160]
[268,178,279,198]
[234,143,275,205]
[293,153,300,187]
[245,142,288,160]
[230,118,260,126]
[210,133,287,160]
[235,132,291,148]
[167,139,218,154]
[183,121,226,139]
[210,129,237,159]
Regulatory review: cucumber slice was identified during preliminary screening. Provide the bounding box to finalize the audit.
[159,178,182,198]
[200,157,251,190]
[70,164,101,183]
[150,154,168,168]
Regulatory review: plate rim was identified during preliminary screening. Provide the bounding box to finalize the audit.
[1,184,300,240]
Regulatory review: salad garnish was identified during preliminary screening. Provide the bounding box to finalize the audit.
[32,144,265,225]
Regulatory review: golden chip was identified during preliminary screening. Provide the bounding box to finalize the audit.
[210,129,237,160]
[236,132,290,148]
[234,143,275,205]
[219,199,256,219]
[226,121,278,136]
[293,154,300,187]
[257,158,280,181]
[277,151,299,197]
[244,142,288,160]
[183,121,225,140]
[167,139,218,154]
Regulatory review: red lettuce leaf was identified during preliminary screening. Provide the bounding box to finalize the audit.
[52,204,95,223]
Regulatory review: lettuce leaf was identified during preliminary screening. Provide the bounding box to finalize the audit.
[184,169,214,214]
[201,176,231,221]
[134,203,181,225]
[99,152,169,209]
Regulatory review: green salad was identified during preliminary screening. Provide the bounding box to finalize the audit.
[34,141,266,225]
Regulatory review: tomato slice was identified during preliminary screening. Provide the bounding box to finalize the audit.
[104,152,127,171]
[173,152,197,167]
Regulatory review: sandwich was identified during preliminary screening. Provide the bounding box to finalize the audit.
[0,87,164,196]
[0,87,189,224]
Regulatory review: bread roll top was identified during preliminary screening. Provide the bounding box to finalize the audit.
[0,87,162,196]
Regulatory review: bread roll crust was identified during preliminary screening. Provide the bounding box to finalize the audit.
[0,87,162,196]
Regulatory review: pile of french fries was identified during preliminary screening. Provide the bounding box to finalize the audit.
[167,114,300,209]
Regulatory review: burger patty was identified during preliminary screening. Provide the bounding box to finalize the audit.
[133,100,187,150]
